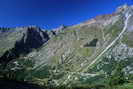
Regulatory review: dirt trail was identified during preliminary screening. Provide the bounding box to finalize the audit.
[86,13,131,68]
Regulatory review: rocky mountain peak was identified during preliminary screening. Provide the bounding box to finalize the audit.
[53,25,67,34]
[117,4,129,13]
[0,26,50,64]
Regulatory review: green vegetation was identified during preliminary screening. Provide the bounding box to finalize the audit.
[0,58,35,81]
[77,47,94,57]
[122,32,133,47]
[116,83,133,89]
[0,27,10,32]
[106,63,126,88]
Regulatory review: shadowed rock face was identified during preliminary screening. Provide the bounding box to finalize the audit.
[0,26,50,64]
[14,27,50,54]
[84,39,98,47]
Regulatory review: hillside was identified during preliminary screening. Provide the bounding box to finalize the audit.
[0,5,133,89]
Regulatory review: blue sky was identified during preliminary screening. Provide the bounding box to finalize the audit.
[0,0,133,29]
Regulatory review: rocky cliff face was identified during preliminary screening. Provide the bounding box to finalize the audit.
[0,26,51,65]
[0,4,133,87]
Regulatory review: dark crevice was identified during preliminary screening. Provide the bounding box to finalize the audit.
[84,38,98,47]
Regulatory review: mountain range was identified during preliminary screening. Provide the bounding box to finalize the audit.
[0,4,133,89]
